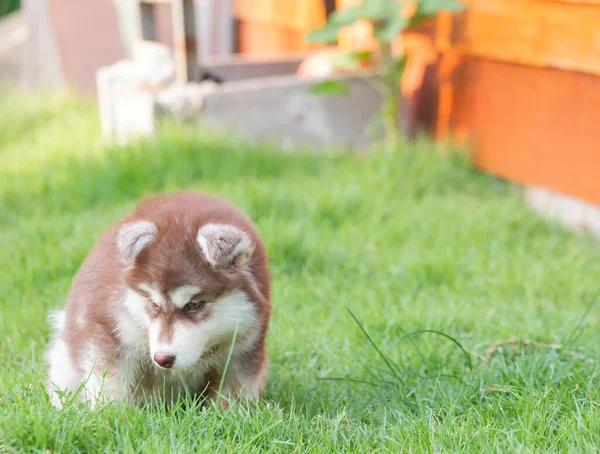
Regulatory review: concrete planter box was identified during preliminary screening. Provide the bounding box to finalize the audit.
[99,51,418,151]
[169,54,407,151]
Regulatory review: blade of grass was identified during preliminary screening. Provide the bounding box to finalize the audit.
[399,329,472,369]
[347,309,405,384]
[317,376,397,387]
[564,289,600,349]
[216,320,240,408]
[395,324,429,376]
[406,374,467,398]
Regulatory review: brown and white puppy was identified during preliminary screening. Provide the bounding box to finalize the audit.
[45,191,271,408]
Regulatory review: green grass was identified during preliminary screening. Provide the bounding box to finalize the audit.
[1,92,600,452]
[0,0,19,17]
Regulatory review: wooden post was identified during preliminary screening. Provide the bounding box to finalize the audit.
[195,0,234,61]
[134,0,198,82]
[139,2,156,40]
[171,0,198,82]
[21,0,64,89]
[135,0,171,42]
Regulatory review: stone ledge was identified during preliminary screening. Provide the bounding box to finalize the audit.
[526,186,600,240]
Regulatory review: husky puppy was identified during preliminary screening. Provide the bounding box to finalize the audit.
[45,191,271,408]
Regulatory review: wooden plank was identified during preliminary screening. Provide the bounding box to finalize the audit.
[238,21,307,54]
[199,53,304,82]
[546,0,600,5]
[450,58,600,205]
[234,0,325,32]
[457,0,600,76]
[234,0,273,26]
[20,2,64,89]
[47,0,126,93]
[234,0,326,54]
[289,0,326,32]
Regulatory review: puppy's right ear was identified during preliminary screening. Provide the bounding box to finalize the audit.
[117,221,157,262]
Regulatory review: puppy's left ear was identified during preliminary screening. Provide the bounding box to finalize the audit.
[197,224,254,270]
[117,220,157,262]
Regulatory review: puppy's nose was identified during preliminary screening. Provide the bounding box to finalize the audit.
[154,353,176,369]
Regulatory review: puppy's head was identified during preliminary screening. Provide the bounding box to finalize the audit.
[117,220,259,370]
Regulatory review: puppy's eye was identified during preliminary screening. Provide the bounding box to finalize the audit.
[184,300,205,313]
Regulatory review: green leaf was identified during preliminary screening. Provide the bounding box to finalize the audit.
[310,80,350,96]
[409,0,464,28]
[353,50,375,61]
[328,5,364,26]
[362,0,401,21]
[373,15,408,43]
[331,53,361,71]
[331,50,374,71]
[417,0,464,16]
[390,55,408,81]
[306,24,342,44]
[306,5,366,44]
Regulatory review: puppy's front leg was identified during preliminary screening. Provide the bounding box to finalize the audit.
[207,358,266,408]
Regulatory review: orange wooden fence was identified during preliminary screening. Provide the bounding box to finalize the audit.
[234,0,326,54]
[448,0,600,205]
[235,0,600,205]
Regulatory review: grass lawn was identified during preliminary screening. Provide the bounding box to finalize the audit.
[1,92,599,452]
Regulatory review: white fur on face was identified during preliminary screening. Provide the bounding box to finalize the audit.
[118,289,151,345]
[150,289,257,369]
[137,283,166,308]
[168,285,201,308]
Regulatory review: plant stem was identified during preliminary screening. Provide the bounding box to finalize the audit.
[380,40,400,153]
